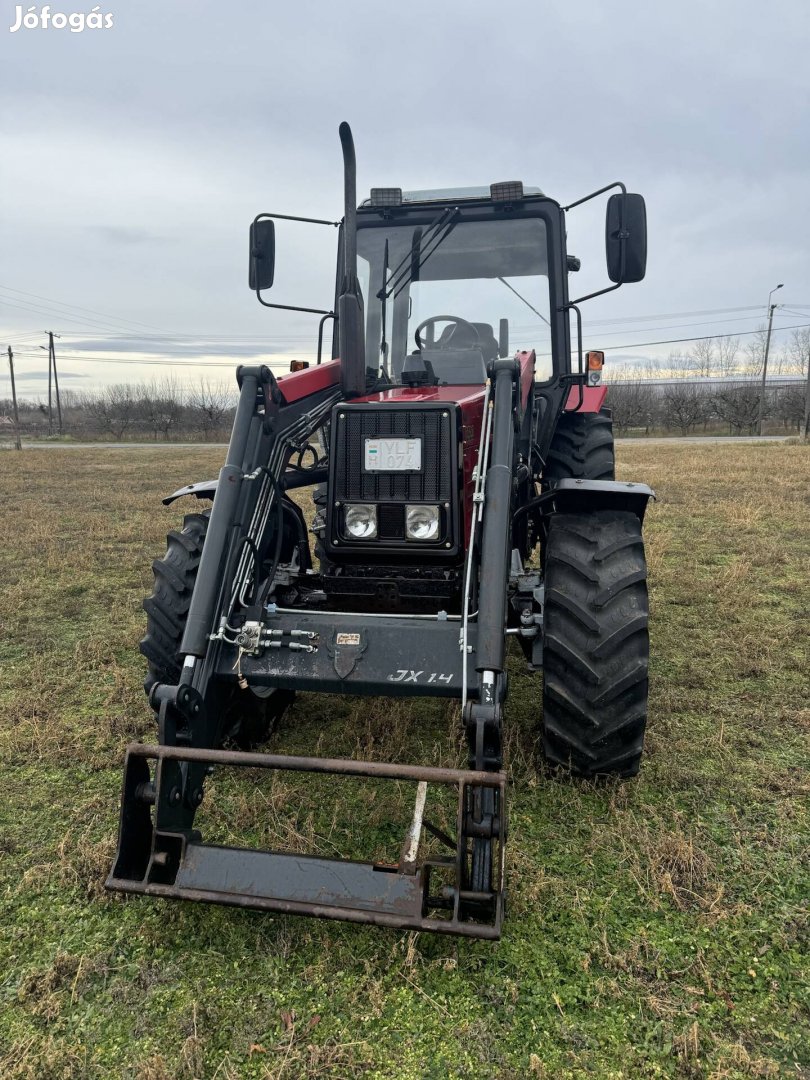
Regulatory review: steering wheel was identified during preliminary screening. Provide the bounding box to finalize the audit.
[415,315,480,352]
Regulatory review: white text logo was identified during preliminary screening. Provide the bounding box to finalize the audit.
[9,5,114,32]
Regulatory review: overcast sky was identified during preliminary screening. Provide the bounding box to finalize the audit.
[2,0,809,397]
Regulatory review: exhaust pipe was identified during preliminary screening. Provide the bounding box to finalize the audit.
[337,122,366,398]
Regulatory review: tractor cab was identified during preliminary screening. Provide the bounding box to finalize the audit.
[355,185,555,386]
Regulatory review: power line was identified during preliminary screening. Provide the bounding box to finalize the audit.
[593,321,810,352]
[582,304,768,327]
[1,285,796,340]
[0,296,157,338]
[533,320,810,358]
[587,311,797,341]
[0,283,168,334]
[10,320,810,370]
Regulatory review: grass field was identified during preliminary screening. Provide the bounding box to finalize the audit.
[0,442,808,1079]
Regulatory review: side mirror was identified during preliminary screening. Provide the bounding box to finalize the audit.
[249,218,275,291]
[606,193,647,283]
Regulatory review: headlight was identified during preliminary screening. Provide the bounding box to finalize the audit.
[343,503,377,539]
[405,504,440,541]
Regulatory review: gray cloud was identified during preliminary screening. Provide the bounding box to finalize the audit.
[1,0,808,389]
[88,225,168,246]
[14,369,88,380]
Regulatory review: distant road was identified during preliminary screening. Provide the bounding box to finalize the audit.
[616,435,789,445]
[1,435,793,452]
[2,441,229,451]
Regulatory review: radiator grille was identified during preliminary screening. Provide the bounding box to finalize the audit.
[334,407,454,504]
[378,504,405,539]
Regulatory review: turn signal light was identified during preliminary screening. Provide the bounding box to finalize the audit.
[586,351,604,386]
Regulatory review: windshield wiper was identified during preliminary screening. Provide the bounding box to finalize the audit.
[497,276,551,327]
[379,238,390,376]
[376,207,460,302]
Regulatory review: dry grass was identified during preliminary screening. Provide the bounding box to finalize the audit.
[0,441,808,1078]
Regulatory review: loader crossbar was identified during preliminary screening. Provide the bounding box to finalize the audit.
[107,743,506,939]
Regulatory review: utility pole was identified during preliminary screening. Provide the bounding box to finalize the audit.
[7,345,22,451]
[802,340,810,440]
[49,331,62,434]
[756,283,783,436]
[41,332,63,435]
[46,334,53,435]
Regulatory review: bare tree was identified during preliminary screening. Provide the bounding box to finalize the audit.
[784,327,810,377]
[712,384,761,434]
[664,351,685,378]
[661,382,707,435]
[139,377,185,440]
[86,384,138,440]
[742,327,768,377]
[715,336,740,377]
[688,338,714,378]
[607,378,654,432]
[187,378,232,441]
[772,385,805,431]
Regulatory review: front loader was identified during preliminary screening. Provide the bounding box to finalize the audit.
[108,123,653,939]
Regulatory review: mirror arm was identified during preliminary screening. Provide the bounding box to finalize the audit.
[317,312,337,365]
[566,280,622,307]
[562,180,626,212]
[255,297,333,315]
[252,212,341,228]
[564,181,629,303]
[251,211,340,313]
[560,303,585,411]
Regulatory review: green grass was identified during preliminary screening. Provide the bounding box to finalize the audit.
[0,443,808,1079]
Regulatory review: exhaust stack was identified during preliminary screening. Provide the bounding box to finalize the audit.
[337,122,366,397]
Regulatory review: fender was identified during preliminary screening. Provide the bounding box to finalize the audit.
[564,384,608,413]
[162,479,218,506]
[162,465,330,506]
[537,478,655,523]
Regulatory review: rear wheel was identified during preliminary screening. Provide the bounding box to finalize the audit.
[140,510,293,748]
[544,408,615,483]
[541,509,648,777]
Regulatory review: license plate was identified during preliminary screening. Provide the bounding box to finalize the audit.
[364,437,422,472]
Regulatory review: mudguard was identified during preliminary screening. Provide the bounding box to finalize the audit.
[162,480,218,506]
[537,478,655,523]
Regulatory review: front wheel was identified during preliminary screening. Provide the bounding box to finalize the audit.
[541,509,649,777]
[140,510,293,749]
[543,408,615,483]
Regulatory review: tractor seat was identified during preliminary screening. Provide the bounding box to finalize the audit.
[434,320,499,362]
[412,347,487,385]
[471,322,500,363]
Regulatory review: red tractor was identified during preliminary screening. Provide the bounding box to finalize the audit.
[108,124,652,939]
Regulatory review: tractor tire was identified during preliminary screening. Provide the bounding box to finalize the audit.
[140,509,293,748]
[541,509,648,777]
[544,408,615,483]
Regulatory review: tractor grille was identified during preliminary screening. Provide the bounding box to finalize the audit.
[378,503,405,539]
[333,406,455,504]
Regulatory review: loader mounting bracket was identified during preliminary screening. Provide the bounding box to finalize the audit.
[107,743,506,939]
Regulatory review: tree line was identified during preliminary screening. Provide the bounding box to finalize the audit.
[1,328,808,440]
[605,327,809,435]
[0,377,237,441]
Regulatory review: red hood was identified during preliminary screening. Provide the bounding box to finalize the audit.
[354,384,487,406]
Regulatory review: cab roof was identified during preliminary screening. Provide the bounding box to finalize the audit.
[360,184,545,207]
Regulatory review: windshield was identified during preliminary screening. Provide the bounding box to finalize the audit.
[356,215,552,383]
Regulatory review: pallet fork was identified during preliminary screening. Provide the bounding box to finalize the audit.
[108,742,505,938]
